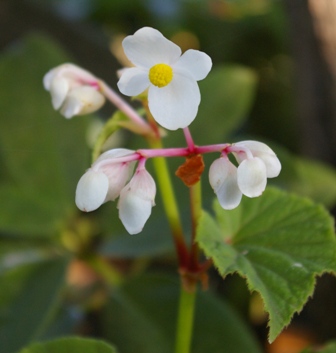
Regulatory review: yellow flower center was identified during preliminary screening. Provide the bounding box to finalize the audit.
[148,63,173,88]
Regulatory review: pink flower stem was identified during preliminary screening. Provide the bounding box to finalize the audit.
[99,80,152,133]
[183,127,196,152]
[94,143,233,170]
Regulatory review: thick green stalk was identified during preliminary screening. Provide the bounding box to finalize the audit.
[175,285,197,353]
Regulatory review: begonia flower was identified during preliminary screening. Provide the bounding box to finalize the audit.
[118,167,156,235]
[43,63,105,118]
[209,141,281,209]
[117,27,212,130]
[75,148,135,212]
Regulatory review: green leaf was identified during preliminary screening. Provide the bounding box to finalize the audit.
[100,274,262,353]
[195,65,257,144]
[196,188,336,342]
[20,337,117,353]
[0,258,69,353]
[0,34,90,236]
[301,341,336,353]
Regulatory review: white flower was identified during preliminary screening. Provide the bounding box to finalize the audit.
[75,149,135,212]
[118,167,156,235]
[43,63,105,118]
[209,141,281,209]
[117,27,212,131]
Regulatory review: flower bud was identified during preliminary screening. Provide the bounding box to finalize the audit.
[43,63,105,118]
[118,168,156,235]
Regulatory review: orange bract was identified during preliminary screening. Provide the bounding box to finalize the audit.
[175,154,205,187]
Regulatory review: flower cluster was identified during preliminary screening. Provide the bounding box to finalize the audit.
[43,26,281,235]
[75,149,156,235]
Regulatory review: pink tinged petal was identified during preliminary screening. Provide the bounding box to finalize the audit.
[94,148,136,163]
[173,49,212,81]
[60,86,105,118]
[49,77,69,109]
[75,169,109,212]
[117,67,150,96]
[235,140,281,178]
[128,169,156,201]
[237,157,267,198]
[148,75,200,130]
[92,148,137,201]
[117,169,156,234]
[209,158,242,210]
[122,27,182,68]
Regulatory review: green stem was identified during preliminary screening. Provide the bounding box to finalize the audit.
[148,138,189,267]
[189,181,202,270]
[175,284,197,353]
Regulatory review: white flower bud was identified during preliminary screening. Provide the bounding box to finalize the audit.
[43,63,105,118]
[118,168,156,235]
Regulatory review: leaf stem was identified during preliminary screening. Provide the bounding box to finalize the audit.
[175,284,197,353]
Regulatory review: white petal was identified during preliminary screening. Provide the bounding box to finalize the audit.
[148,74,200,130]
[50,77,69,109]
[75,170,109,212]
[122,27,181,68]
[117,67,150,96]
[129,169,156,201]
[235,140,281,178]
[237,158,267,197]
[209,158,242,210]
[91,148,136,201]
[60,86,105,118]
[103,163,133,201]
[60,95,82,118]
[43,67,57,90]
[117,168,156,234]
[118,188,153,235]
[174,49,212,81]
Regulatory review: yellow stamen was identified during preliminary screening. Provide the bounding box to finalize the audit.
[149,63,173,88]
